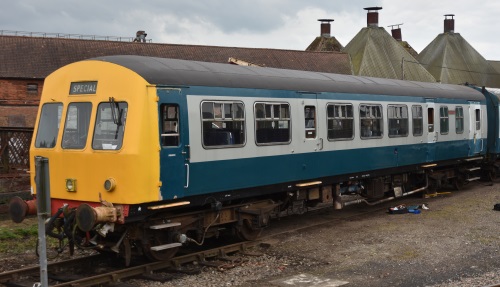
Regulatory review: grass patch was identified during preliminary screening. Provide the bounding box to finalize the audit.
[0,224,39,253]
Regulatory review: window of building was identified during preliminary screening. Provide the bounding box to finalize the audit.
[35,103,63,148]
[92,101,128,150]
[161,104,180,146]
[255,102,290,145]
[439,106,449,134]
[360,104,383,139]
[388,105,408,137]
[455,106,464,134]
[27,83,38,94]
[62,102,92,149]
[412,105,423,136]
[327,103,354,140]
[201,101,245,148]
[304,106,316,139]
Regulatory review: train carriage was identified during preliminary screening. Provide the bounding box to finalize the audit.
[9,55,490,263]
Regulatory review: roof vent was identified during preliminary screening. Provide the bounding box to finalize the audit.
[133,30,147,43]
[364,7,382,27]
[444,14,455,33]
[388,24,403,41]
[318,19,334,38]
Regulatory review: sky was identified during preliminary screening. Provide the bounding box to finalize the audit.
[2,0,500,60]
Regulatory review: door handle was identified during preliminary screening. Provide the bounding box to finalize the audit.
[184,163,190,188]
[318,138,324,150]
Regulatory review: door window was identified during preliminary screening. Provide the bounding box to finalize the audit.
[304,106,316,139]
[161,104,180,147]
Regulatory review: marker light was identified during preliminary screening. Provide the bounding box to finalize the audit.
[65,178,77,192]
[104,178,116,192]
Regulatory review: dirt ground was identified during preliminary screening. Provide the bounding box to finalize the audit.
[1,181,499,287]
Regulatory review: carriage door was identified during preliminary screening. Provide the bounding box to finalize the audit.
[158,88,190,199]
[426,99,437,162]
[302,95,323,152]
[469,102,482,155]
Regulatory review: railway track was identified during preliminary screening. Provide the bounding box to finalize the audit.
[0,200,393,287]
[0,240,263,286]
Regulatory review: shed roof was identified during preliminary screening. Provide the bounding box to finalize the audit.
[417,33,500,87]
[342,27,436,83]
[306,36,344,52]
[0,35,353,79]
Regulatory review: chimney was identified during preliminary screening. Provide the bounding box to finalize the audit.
[388,24,403,41]
[318,19,334,38]
[133,30,147,43]
[444,14,455,33]
[364,7,382,27]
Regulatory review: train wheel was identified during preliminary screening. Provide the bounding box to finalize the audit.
[486,170,496,182]
[120,238,132,266]
[142,234,180,261]
[236,219,263,241]
[453,177,464,190]
[143,245,179,261]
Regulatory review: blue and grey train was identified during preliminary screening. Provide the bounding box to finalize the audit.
[9,55,500,263]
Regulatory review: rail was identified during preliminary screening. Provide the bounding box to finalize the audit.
[0,30,152,43]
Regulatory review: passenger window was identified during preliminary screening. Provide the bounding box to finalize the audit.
[255,102,291,145]
[440,106,449,134]
[35,103,63,148]
[327,103,354,140]
[201,101,245,148]
[388,105,408,137]
[412,105,423,136]
[160,104,179,146]
[62,102,92,149]
[359,104,383,139]
[304,106,316,139]
[475,109,481,130]
[456,106,464,134]
[92,101,128,150]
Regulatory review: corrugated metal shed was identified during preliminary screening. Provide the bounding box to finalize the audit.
[0,35,353,79]
[342,27,436,82]
[486,61,500,88]
[417,32,499,87]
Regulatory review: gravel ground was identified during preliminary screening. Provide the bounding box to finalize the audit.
[128,181,500,287]
[1,181,499,287]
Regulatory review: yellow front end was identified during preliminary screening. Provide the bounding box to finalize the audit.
[30,60,161,205]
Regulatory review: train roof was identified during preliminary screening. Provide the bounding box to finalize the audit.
[92,55,484,101]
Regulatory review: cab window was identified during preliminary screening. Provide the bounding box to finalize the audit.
[35,103,63,148]
[62,102,92,149]
[92,101,128,150]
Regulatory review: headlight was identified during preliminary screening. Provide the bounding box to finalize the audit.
[65,178,77,192]
[104,178,116,192]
